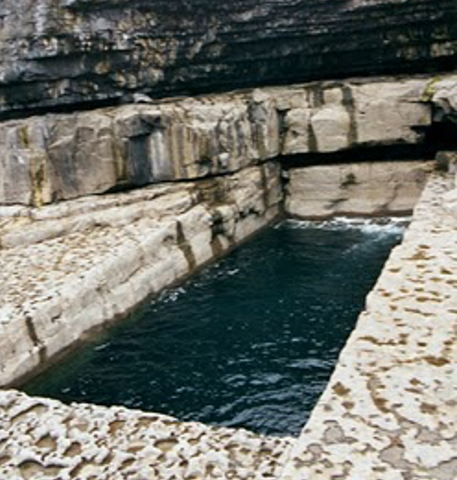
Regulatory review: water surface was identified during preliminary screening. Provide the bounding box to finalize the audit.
[25,219,406,436]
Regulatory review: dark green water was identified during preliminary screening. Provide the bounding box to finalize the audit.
[25,219,406,436]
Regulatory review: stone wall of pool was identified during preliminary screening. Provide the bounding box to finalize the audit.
[0,73,449,208]
[0,74,456,479]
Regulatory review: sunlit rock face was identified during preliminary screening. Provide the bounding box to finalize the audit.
[0,77,433,206]
[0,0,456,118]
[286,161,435,219]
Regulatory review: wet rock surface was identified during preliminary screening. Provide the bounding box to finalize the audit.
[0,0,456,118]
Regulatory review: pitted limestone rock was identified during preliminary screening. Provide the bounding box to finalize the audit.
[0,389,294,480]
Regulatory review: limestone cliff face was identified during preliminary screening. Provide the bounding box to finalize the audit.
[0,0,456,118]
[0,76,434,207]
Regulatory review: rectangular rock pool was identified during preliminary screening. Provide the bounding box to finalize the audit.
[24,218,407,437]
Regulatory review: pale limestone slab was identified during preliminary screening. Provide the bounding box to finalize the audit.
[286,161,434,218]
[0,389,294,480]
[281,172,457,480]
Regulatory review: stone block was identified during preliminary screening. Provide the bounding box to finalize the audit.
[286,161,434,218]
[282,108,311,155]
[311,106,351,152]
[354,81,432,145]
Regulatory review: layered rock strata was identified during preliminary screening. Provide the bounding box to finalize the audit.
[281,171,457,479]
[0,0,456,118]
[0,75,435,207]
[282,75,457,218]
[0,162,282,386]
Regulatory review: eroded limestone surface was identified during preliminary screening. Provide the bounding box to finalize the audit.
[0,389,294,480]
[0,162,282,387]
[281,173,457,479]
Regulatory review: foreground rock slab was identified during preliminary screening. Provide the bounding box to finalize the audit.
[281,172,457,479]
[0,389,294,480]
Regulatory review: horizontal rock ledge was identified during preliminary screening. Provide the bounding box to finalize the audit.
[2,73,455,208]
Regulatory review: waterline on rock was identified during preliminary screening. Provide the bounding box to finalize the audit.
[282,217,410,234]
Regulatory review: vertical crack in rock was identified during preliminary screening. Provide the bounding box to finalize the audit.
[310,87,325,110]
[23,125,48,208]
[306,88,320,153]
[176,220,197,271]
[277,108,289,154]
[342,85,358,146]
[209,207,233,258]
[307,117,319,154]
[128,135,153,187]
[259,163,270,211]
[25,315,46,364]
